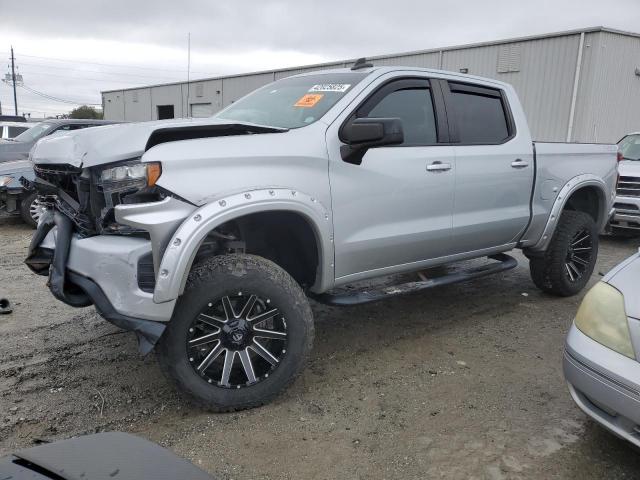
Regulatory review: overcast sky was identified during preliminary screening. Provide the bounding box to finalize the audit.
[1,0,639,118]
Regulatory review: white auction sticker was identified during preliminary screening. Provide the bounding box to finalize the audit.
[308,84,351,93]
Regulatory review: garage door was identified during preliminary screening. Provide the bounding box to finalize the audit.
[190,103,214,118]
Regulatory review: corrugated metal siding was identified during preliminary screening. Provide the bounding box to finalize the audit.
[184,79,223,115]
[441,35,581,141]
[103,91,125,121]
[150,84,183,120]
[573,31,640,143]
[101,29,640,141]
[274,62,345,80]
[122,88,151,122]
[221,72,275,107]
[371,52,441,68]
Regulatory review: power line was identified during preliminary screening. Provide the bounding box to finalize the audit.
[15,69,153,85]
[18,61,187,82]
[0,51,219,76]
[18,84,101,106]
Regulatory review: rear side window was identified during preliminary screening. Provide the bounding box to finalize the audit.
[8,126,28,137]
[448,83,510,144]
[366,88,437,145]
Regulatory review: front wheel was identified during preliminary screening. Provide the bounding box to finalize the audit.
[529,210,598,296]
[156,254,314,411]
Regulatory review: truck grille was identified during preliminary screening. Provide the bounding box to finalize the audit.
[617,176,640,197]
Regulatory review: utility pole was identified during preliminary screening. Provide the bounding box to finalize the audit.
[10,46,18,115]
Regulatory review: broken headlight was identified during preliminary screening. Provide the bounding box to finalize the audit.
[93,160,163,233]
[98,161,161,187]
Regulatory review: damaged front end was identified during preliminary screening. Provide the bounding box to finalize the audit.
[24,160,176,354]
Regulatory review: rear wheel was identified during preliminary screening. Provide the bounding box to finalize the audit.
[19,192,45,228]
[529,210,598,296]
[156,254,314,411]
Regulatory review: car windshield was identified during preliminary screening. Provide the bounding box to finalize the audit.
[618,134,640,161]
[215,72,368,129]
[13,122,53,143]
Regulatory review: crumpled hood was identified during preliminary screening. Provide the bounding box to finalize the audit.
[618,160,640,177]
[30,118,285,168]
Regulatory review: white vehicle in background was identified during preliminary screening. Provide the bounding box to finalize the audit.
[0,121,36,140]
[610,133,640,235]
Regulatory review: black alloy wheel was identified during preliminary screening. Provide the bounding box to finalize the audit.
[156,254,314,411]
[186,293,288,388]
[564,228,593,283]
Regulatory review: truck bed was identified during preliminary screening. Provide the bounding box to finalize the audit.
[519,142,618,248]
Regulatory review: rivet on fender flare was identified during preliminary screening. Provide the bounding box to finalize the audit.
[219,200,226,207]
[194,214,202,221]
[245,193,251,199]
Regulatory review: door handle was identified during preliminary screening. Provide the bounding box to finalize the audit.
[511,159,529,168]
[426,161,452,172]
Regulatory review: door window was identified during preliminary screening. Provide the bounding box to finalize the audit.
[448,84,510,144]
[364,88,437,145]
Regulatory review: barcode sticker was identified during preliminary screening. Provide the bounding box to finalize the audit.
[308,84,351,93]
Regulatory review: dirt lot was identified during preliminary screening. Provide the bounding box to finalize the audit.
[1,222,640,479]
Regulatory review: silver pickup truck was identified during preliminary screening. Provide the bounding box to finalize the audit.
[25,63,617,411]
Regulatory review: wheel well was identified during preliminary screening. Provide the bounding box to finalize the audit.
[563,186,603,224]
[196,211,320,290]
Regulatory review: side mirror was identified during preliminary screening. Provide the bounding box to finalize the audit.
[340,117,404,164]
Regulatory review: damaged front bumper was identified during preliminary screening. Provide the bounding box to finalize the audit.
[24,201,192,354]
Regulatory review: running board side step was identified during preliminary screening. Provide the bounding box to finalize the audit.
[312,254,518,306]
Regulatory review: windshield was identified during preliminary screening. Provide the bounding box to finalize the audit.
[13,122,53,143]
[215,72,368,129]
[618,134,640,161]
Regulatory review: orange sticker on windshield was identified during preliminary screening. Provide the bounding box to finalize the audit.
[294,93,323,108]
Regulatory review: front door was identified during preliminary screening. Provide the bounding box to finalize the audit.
[327,77,456,282]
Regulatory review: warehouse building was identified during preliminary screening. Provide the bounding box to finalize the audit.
[102,26,640,143]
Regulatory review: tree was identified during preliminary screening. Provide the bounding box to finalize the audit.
[68,105,103,119]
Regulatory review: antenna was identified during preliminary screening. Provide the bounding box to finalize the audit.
[351,57,373,70]
[186,32,191,117]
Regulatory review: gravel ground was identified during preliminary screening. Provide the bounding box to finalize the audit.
[1,222,640,479]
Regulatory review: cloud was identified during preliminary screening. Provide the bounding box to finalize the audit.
[1,0,639,116]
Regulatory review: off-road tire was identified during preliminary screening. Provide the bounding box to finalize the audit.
[156,254,314,412]
[19,192,40,228]
[529,210,598,297]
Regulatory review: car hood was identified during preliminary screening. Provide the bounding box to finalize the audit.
[30,118,286,168]
[0,159,32,175]
[0,139,32,162]
[618,160,640,177]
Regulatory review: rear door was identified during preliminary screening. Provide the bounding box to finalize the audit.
[328,76,456,281]
[442,80,533,253]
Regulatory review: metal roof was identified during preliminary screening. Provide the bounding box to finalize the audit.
[101,26,640,94]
